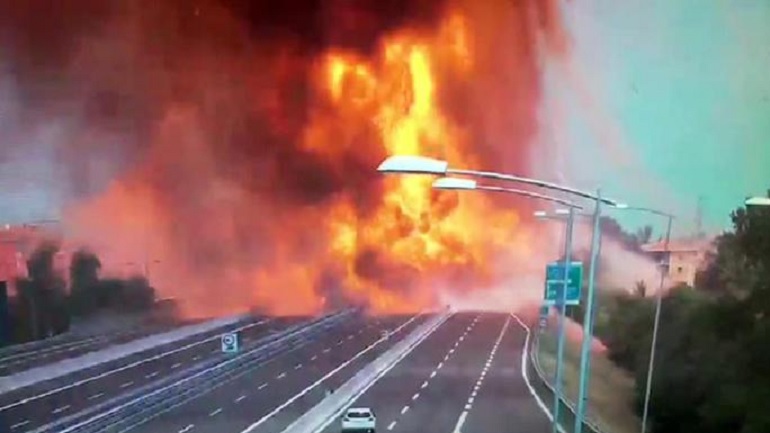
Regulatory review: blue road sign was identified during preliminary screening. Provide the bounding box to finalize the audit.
[543,261,584,306]
[221,332,241,354]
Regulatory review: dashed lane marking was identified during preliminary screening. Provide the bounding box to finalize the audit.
[52,405,70,414]
[10,420,29,430]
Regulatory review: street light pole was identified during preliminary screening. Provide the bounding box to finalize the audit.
[551,206,575,433]
[435,177,582,433]
[574,189,604,433]
[640,214,673,433]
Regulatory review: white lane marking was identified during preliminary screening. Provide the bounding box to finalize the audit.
[277,372,286,379]
[430,370,437,378]
[511,313,567,433]
[52,405,70,414]
[412,392,419,401]
[239,313,425,433]
[323,348,331,353]
[0,319,271,411]
[172,362,182,369]
[387,420,397,430]
[437,361,444,369]
[294,364,303,370]
[347,335,354,340]
[209,408,222,417]
[193,355,201,361]
[258,383,268,390]
[421,380,428,389]
[311,355,318,361]
[120,381,134,388]
[145,371,159,379]
[235,395,247,403]
[400,405,409,415]
[179,424,195,433]
[88,392,104,400]
[452,411,468,433]
[451,315,509,431]
[449,347,455,354]
[10,420,29,430]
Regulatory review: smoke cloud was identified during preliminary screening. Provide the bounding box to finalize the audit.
[0,0,584,317]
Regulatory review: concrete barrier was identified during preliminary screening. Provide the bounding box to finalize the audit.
[280,310,451,433]
[0,313,250,393]
[31,310,355,433]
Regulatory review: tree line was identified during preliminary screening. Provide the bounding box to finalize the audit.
[9,243,156,343]
[577,193,770,433]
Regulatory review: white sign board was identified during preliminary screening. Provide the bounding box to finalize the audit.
[221,332,240,354]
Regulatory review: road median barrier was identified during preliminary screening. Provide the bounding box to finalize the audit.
[280,310,451,433]
[29,309,356,433]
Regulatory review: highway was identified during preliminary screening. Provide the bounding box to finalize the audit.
[0,314,302,432]
[317,312,551,433]
[0,321,183,376]
[122,313,427,433]
[0,310,553,433]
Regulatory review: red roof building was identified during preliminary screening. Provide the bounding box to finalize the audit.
[641,237,716,287]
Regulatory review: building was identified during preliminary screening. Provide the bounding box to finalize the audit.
[641,237,716,287]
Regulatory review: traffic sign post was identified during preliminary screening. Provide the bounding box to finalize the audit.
[538,305,549,333]
[543,261,584,306]
[221,332,241,354]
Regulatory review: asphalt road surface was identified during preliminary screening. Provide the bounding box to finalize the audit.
[123,313,427,433]
[319,312,551,433]
[0,314,303,432]
[0,322,184,376]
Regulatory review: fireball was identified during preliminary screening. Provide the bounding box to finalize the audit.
[56,0,566,317]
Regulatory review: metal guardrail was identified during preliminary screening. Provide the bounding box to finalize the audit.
[30,309,356,433]
[528,326,605,433]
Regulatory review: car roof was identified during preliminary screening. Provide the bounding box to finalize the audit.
[346,407,373,413]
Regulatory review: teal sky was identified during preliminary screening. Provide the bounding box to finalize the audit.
[541,0,770,238]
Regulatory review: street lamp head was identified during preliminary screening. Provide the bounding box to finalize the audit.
[745,196,770,207]
[432,177,477,191]
[377,155,449,176]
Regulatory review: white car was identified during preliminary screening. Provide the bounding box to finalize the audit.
[341,407,376,432]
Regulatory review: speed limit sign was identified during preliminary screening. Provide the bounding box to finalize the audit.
[221,332,240,354]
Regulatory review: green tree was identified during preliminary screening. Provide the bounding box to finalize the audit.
[68,249,102,316]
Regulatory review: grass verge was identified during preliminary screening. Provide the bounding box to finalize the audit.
[537,329,641,433]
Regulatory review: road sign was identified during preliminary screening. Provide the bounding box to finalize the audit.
[543,261,584,306]
[221,332,240,354]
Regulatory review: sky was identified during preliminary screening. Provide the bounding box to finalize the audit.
[540,0,770,238]
[2,0,769,238]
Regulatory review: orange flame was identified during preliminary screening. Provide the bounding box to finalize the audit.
[60,0,565,318]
